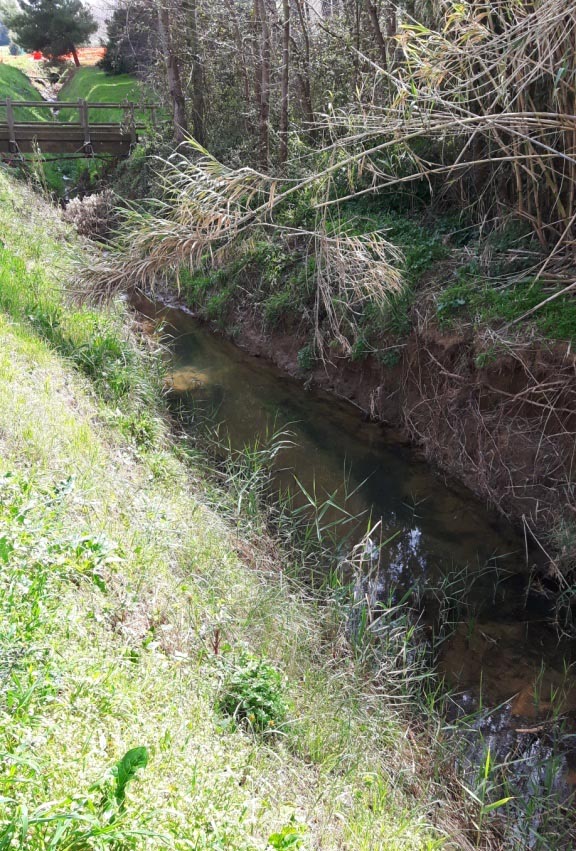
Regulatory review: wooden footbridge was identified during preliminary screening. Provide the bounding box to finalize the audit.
[0,98,157,157]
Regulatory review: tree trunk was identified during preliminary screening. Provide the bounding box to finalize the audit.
[184,0,206,147]
[224,0,251,130]
[255,0,270,168]
[294,0,316,141]
[279,0,290,165]
[71,45,80,67]
[157,3,188,145]
[365,1,387,70]
[385,2,397,68]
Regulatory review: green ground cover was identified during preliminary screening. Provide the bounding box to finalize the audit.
[0,169,453,849]
[179,193,576,350]
[58,67,145,123]
[0,64,45,122]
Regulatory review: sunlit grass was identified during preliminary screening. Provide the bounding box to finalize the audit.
[0,169,449,849]
[58,67,146,123]
[0,64,46,121]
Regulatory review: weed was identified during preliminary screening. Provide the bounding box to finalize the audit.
[376,347,401,368]
[217,653,288,733]
[463,747,514,845]
[474,348,498,369]
[263,289,294,326]
[0,747,151,849]
[268,817,306,849]
[350,335,371,362]
[296,344,314,371]
[206,288,234,324]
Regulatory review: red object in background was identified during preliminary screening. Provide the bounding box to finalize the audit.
[32,51,43,60]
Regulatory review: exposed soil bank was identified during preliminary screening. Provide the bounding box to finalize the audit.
[160,297,576,570]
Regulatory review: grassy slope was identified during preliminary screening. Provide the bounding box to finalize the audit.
[0,170,451,850]
[58,67,144,123]
[0,64,46,122]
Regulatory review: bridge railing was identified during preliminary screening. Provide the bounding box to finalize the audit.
[0,98,159,156]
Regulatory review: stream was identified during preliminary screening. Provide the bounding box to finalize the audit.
[142,300,576,795]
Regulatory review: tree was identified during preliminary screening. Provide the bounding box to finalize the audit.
[278,0,290,164]
[99,1,158,76]
[182,0,206,148]
[7,0,97,67]
[157,1,189,144]
[253,0,271,168]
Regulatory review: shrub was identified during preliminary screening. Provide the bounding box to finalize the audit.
[377,348,401,368]
[217,653,288,732]
[350,335,370,362]
[206,288,233,323]
[62,190,117,240]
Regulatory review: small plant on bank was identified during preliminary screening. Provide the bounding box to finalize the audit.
[268,816,307,849]
[296,344,314,372]
[350,335,371,362]
[217,652,288,733]
[263,288,294,326]
[376,347,401,368]
[1,747,150,849]
[474,347,498,369]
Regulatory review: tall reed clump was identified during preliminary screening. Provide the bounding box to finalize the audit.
[80,1,576,335]
[77,143,404,358]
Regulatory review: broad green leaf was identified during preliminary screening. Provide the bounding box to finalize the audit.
[113,747,149,806]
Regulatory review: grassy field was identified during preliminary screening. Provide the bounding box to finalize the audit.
[0,64,46,122]
[0,168,459,850]
[58,67,145,123]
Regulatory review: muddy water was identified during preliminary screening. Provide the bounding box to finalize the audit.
[154,304,575,716]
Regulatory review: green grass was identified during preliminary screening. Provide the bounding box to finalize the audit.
[58,67,144,123]
[0,47,41,78]
[0,64,46,122]
[436,268,576,342]
[0,170,456,849]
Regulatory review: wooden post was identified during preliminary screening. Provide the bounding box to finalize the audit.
[128,101,136,144]
[6,97,17,153]
[79,98,92,155]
